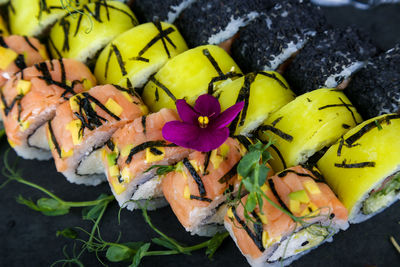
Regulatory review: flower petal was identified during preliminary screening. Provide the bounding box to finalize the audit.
[162,121,200,148]
[193,94,221,117]
[162,121,229,152]
[212,101,245,129]
[176,99,198,124]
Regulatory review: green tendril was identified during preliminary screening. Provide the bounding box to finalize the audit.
[59,0,94,34]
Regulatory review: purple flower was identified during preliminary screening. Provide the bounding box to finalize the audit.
[162,94,244,152]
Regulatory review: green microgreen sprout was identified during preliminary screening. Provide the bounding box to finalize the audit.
[144,164,176,176]
[0,128,5,139]
[374,119,383,131]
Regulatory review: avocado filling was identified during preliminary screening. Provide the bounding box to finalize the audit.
[268,224,330,262]
[363,172,400,215]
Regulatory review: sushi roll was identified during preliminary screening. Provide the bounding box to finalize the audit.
[162,137,250,236]
[94,21,188,88]
[231,0,326,73]
[225,165,348,267]
[48,1,138,63]
[102,108,191,210]
[215,71,295,135]
[47,84,147,186]
[0,15,9,36]
[285,26,378,95]
[317,113,400,223]
[345,44,400,119]
[8,0,93,36]
[0,35,48,87]
[175,0,276,48]
[142,45,242,112]
[130,0,197,23]
[258,88,362,172]
[0,59,96,160]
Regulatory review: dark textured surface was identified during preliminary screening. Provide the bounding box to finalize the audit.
[285,26,379,95]
[130,0,186,23]
[1,3,400,267]
[346,44,400,119]
[231,0,327,73]
[175,0,276,47]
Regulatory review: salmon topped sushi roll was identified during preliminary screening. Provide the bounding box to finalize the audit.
[162,137,250,236]
[103,108,191,210]
[225,166,348,267]
[1,59,96,160]
[0,35,48,87]
[47,84,147,186]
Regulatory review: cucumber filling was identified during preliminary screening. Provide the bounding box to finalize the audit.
[269,224,330,262]
[363,172,400,215]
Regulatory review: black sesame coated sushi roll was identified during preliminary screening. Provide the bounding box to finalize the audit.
[285,26,378,95]
[231,0,326,73]
[131,0,197,23]
[345,44,400,119]
[175,0,277,48]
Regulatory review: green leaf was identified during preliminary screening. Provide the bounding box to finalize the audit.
[82,204,104,220]
[245,192,257,213]
[242,177,256,192]
[56,228,78,239]
[123,242,146,252]
[129,243,150,267]
[106,245,133,262]
[206,232,229,259]
[237,151,261,178]
[144,165,175,176]
[152,237,178,251]
[37,198,70,216]
[258,165,270,186]
[16,195,40,211]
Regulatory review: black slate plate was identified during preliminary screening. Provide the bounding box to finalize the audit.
[1,4,400,267]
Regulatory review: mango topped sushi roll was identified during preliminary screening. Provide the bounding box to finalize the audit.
[258,88,362,172]
[225,166,348,267]
[1,59,96,160]
[103,108,191,210]
[162,137,251,236]
[215,71,295,135]
[47,84,147,186]
[142,45,242,112]
[0,35,48,87]
[8,0,93,36]
[48,1,138,63]
[317,113,400,223]
[94,22,187,88]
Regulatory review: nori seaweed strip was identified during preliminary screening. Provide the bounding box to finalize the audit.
[277,169,316,179]
[270,144,287,169]
[190,195,212,202]
[102,0,110,20]
[106,139,115,151]
[0,36,8,48]
[207,71,242,95]
[155,87,159,101]
[59,18,70,52]
[228,73,255,134]
[334,160,375,168]
[345,114,400,146]
[203,151,212,176]
[83,4,102,23]
[251,211,264,244]
[149,75,176,102]
[58,59,66,85]
[111,44,127,76]
[342,124,351,129]
[14,54,27,70]
[339,97,358,125]
[23,36,39,52]
[48,37,62,59]
[218,163,238,184]
[48,120,62,158]
[82,92,121,121]
[98,1,137,25]
[104,48,113,79]
[268,179,291,213]
[271,116,283,127]
[258,71,288,90]
[232,207,265,252]
[300,163,325,181]
[131,22,176,62]
[150,147,163,155]
[113,84,141,100]
[258,125,293,142]
[141,115,147,135]
[337,138,344,157]
[125,140,177,164]
[8,1,15,14]
[234,135,252,150]
[318,103,355,110]
[183,158,206,197]
[203,48,223,76]
[74,13,83,37]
